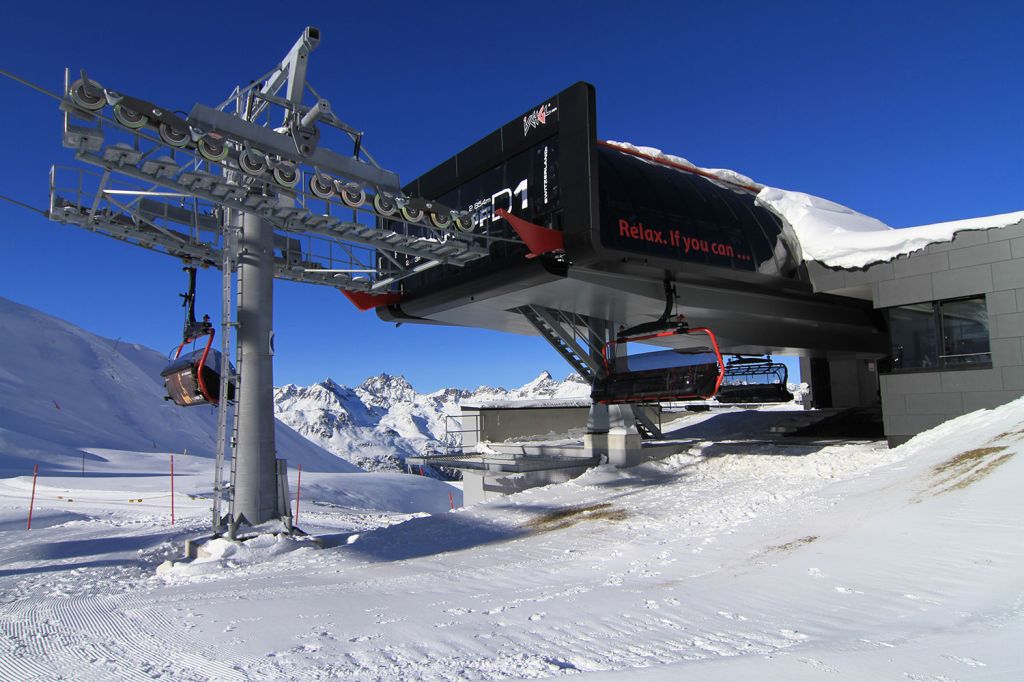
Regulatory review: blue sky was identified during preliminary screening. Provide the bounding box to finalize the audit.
[1,1,1021,392]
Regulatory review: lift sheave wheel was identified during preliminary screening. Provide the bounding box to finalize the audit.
[197,135,229,162]
[400,205,424,224]
[309,173,335,199]
[273,164,300,188]
[113,104,148,129]
[68,78,106,111]
[238,148,268,176]
[454,214,473,232]
[340,185,366,208]
[430,212,452,229]
[373,192,397,216]
[158,122,190,148]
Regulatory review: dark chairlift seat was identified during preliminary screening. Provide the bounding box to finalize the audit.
[592,327,724,404]
[716,356,793,404]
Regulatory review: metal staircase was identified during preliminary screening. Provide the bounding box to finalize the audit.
[517,305,604,381]
[632,406,664,440]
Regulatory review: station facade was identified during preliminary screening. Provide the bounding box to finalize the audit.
[806,222,1024,445]
[379,81,1024,459]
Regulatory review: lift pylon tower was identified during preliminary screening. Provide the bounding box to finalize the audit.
[45,27,519,533]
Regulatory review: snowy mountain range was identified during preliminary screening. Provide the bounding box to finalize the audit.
[273,371,591,471]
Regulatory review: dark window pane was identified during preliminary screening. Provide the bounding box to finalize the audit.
[940,297,991,366]
[888,303,938,369]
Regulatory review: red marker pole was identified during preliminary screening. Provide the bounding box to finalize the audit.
[294,463,302,526]
[449,492,455,510]
[170,454,175,525]
[27,464,38,530]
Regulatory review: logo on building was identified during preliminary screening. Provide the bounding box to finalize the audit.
[523,103,557,136]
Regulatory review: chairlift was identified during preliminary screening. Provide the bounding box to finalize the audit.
[715,355,793,404]
[160,267,234,407]
[591,321,725,405]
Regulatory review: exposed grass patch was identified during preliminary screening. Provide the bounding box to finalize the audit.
[525,503,628,532]
[914,445,1015,502]
[767,535,819,554]
[942,453,1014,494]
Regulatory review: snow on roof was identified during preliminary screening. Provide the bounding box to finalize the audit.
[604,140,1024,270]
[757,188,1024,270]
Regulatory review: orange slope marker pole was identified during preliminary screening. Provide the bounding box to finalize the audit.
[170,453,175,525]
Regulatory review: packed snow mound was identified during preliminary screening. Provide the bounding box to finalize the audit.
[274,370,590,471]
[606,140,1024,270]
[0,297,358,475]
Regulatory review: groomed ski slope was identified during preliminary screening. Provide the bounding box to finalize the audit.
[1,399,1022,680]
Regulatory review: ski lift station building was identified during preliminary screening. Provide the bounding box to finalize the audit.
[42,54,1024,510]
[380,82,1024,459]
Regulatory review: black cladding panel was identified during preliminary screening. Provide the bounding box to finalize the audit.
[387,82,596,296]
[594,146,800,278]
[387,82,801,305]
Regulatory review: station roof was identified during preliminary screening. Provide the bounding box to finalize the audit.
[607,141,1024,270]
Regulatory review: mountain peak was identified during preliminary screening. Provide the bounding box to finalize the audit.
[359,373,413,391]
[524,370,554,387]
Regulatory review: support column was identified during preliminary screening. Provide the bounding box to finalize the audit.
[584,403,643,467]
[232,211,278,526]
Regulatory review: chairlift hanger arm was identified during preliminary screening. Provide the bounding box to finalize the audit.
[616,275,684,341]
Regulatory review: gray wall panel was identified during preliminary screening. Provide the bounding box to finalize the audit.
[939,369,1003,393]
[986,290,1018,316]
[986,222,1024,242]
[893,252,949,278]
[990,337,1023,367]
[845,262,895,286]
[881,372,942,395]
[992,260,1024,290]
[1002,366,1024,390]
[948,230,990,248]
[877,274,934,308]
[962,390,1024,412]
[931,265,993,300]
[905,392,964,415]
[948,242,1012,269]
[993,312,1024,339]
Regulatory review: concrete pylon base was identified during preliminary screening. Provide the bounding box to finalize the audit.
[585,403,644,468]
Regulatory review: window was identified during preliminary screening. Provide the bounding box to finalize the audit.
[886,296,991,372]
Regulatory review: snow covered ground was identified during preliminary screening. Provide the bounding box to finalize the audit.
[1,298,1021,679]
[1,397,1022,680]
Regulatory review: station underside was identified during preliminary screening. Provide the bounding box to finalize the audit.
[383,261,888,359]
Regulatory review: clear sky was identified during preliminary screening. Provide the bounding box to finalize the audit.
[1,1,1021,392]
